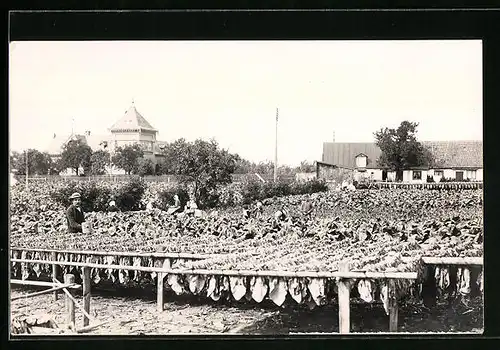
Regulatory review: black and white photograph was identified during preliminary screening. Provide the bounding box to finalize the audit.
[9,39,483,335]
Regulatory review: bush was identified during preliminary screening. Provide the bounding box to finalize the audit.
[241,180,263,205]
[156,186,189,211]
[218,184,244,207]
[426,175,435,183]
[50,180,112,212]
[196,186,222,209]
[291,178,328,195]
[115,176,147,211]
[241,178,327,204]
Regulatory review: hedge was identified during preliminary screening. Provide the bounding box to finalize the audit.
[240,178,328,204]
[50,176,147,212]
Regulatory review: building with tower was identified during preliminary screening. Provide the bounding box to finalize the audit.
[45,103,167,175]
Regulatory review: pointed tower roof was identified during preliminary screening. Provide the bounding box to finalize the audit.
[110,104,158,133]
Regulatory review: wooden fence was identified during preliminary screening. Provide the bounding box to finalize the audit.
[372,181,483,190]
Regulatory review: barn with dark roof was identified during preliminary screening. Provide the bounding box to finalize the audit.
[320,140,483,183]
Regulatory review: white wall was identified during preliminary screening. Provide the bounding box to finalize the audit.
[443,169,455,179]
[477,168,483,181]
[403,170,427,183]
[402,170,411,182]
[368,169,383,181]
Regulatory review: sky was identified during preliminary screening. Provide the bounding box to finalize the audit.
[9,40,482,166]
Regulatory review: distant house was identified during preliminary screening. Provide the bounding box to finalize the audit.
[321,140,483,183]
[45,103,168,175]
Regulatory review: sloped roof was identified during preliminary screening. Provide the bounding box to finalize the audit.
[85,134,113,151]
[322,142,382,169]
[322,140,483,169]
[45,134,86,155]
[45,133,112,155]
[422,140,483,168]
[110,105,157,132]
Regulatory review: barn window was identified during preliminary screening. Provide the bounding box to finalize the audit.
[434,170,444,177]
[355,154,367,168]
[412,170,422,180]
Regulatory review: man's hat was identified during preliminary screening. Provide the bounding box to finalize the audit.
[69,192,81,200]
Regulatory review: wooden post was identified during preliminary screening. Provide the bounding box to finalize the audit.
[82,267,91,327]
[65,274,75,329]
[337,263,351,334]
[157,272,165,312]
[52,252,58,301]
[388,279,399,332]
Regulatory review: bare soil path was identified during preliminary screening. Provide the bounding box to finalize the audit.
[10,287,483,335]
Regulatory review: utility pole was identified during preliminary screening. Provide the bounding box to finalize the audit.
[25,149,29,191]
[274,107,278,183]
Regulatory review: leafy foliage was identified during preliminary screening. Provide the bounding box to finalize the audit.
[136,158,155,176]
[291,179,329,195]
[10,149,54,175]
[374,121,434,180]
[298,160,316,173]
[160,138,238,208]
[240,178,328,204]
[60,139,93,175]
[90,150,111,175]
[156,186,190,211]
[50,180,112,212]
[111,144,144,175]
[115,176,147,211]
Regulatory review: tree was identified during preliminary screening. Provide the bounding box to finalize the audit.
[136,158,155,176]
[59,139,93,175]
[90,150,111,175]
[111,144,144,175]
[48,157,65,175]
[160,138,238,208]
[374,121,433,181]
[234,156,254,174]
[254,161,274,175]
[298,160,316,173]
[10,149,53,175]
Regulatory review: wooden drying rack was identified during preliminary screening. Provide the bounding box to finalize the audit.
[10,249,483,334]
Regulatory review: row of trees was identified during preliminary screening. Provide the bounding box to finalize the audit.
[12,120,431,181]
[233,159,316,175]
[10,139,154,177]
[10,138,317,177]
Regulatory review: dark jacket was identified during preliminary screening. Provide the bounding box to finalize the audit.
[66,204,85,233]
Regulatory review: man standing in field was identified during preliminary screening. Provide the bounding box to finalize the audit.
[66,192,86,233]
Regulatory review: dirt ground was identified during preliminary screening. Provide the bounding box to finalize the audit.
[10,286,483,336]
